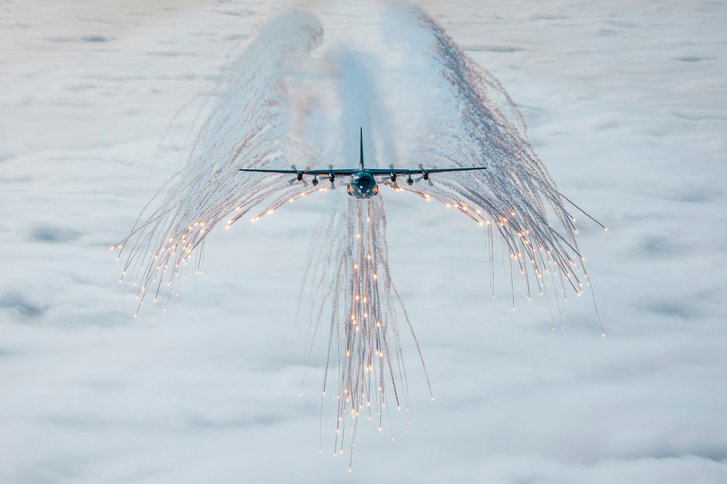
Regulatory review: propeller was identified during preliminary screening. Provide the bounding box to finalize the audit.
[288,165,309,186]
[389,164,397,183]
[415,164,433,186]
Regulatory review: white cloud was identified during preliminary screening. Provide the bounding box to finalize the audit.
[1,1,726,483]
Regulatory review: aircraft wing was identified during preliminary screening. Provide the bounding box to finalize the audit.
[239,166,487,175]
[238,168,359,175]
[366,166,487,175]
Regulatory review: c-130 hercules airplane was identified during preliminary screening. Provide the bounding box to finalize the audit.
[239,128,488,199]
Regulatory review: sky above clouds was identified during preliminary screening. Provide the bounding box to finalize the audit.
[1,1,726,483]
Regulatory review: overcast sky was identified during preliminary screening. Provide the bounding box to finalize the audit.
[1,1,726,483]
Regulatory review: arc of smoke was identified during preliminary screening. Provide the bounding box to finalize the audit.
[113,11,324,315]
[380,4,606,326]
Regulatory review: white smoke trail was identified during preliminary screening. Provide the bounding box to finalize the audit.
[302,198,431,468]
[114,4,606,467]
[380,4,607,322]
[292,48,431,467]
[113,11,323,315]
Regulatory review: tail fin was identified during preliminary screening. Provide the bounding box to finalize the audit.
[359,127,364,171]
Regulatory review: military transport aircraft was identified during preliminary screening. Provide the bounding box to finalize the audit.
[239,128,488,199]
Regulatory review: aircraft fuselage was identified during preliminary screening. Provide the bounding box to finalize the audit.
[347,171,379,199]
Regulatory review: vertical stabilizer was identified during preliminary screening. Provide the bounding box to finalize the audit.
[359,127,364,171]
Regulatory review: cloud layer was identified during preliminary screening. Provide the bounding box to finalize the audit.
[1,1,726,483]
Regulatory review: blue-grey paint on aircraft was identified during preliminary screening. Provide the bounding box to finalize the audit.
[239,128,487,199]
